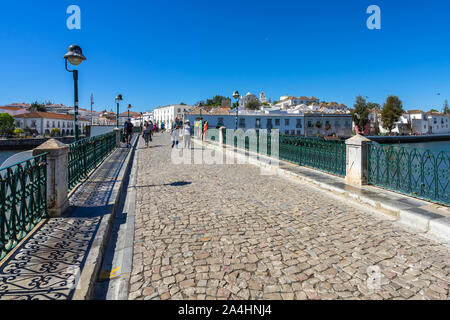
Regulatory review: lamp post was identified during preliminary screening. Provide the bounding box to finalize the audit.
[233,90,240,130]
[64,44,86,141]
[115,94,123,128]
[128,104,132,119]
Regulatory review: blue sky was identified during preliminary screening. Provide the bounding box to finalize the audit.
[0,0,449,112]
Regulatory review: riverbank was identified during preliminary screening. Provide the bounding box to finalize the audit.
[0,136,83,150]
[368,134,450,144]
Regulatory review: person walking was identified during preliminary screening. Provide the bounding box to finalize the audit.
[124,119,134,148]
[183,120,192,149]
[198,118,203,140]
[143,121,152,148]
[148,120,153,141]
[203,121,209,141]
[171,118,180,148]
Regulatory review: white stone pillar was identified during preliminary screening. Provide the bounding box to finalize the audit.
[32,139,69,217]
[114,127,121,147]
[219,127,226,147]
[345,134,372,186]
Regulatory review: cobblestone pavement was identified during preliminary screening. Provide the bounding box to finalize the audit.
[0,145,132,300]
[130,133,450,300]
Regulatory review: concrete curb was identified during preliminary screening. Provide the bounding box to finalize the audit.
[196,139,450,243]
[72,137,139,300]
[94,135,139,300]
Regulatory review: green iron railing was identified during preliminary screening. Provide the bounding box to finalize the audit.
[367,143,450,205]
[0,154,47,260]
[279,135,346,177]
[213,130,346,177]
[68,132,116,191]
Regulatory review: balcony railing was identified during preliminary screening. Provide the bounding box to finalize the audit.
[0,154,47,260]
[68,132,116,191]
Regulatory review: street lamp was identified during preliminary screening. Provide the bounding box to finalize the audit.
[233,90,240,130]
[64,44,86,141]
[115,94,123,128]
[128,104,132,119]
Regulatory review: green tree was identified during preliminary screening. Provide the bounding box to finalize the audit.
[443,100,449,114]
[367,102,381,110]
[14,128,24,136]
[205,95,229,106]
[30,101,46,112]
[381,95,404,133]
[51,128,61,137]
[232,102,239,109]
[429,108,439,113]
[352,95,370,133]
[180,102,187,105]
[0,113,15,136]
[246,100,261,110]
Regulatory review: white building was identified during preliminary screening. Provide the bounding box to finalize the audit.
[428,113,450,134]
[0,105,28,116]
[276,95,320,109]
[153,104,195,129]
[186,108,352,137]
[377,110,450,135]
[14,112,89,136]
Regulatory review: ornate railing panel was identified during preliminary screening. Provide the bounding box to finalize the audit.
[279,135,346,177]
[0,154,47,260]
[68,132,116,191]
[367,143,450,205]
[219,130,345,177]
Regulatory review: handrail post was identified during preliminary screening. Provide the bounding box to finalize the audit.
[32,139,69,217]
[345,134,372,186]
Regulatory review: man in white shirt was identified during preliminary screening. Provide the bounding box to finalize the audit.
[183,120,192,149]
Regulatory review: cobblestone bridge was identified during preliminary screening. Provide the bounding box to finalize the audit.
[128,133,450,300]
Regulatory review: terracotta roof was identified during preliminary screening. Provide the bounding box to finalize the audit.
[406,110,424,114]
[15,112,89,121]
[0,106,27,110]
[119,111,141,117]
[7,103,30,108]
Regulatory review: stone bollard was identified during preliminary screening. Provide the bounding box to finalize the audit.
[219,126,226,147]
[345,134,372,186]
[114,127,121,147]
[32,139,69,217]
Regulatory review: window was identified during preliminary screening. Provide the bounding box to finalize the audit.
[275,119,280,126]
[255,118,261,128]
[47,121,50,128]
[307,120,313,128]
[296,130,301,136]
[53,121,55,128]
[177,109,181,113]
[296,119,302,128]
[239,118,245,128]
[285,130,289,135]
[291,130,295,135]
[267,119,273,128]
[335,121,341,128]
[285,119,290,126]
[31,120,37,128]
[218,117,224,126]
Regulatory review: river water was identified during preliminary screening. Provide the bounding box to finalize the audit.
[0,150,29,168]
[392,141,450,152]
